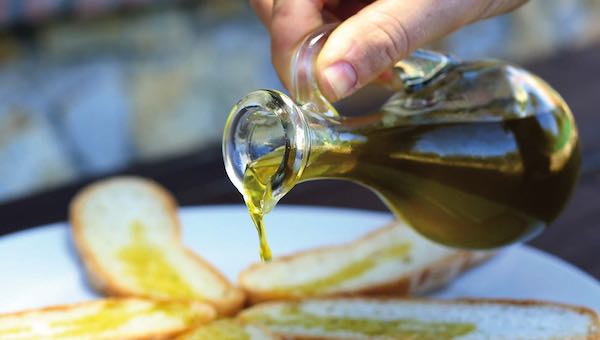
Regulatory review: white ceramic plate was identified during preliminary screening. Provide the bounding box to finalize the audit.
[0,205,598,314]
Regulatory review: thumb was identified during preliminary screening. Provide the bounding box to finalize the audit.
[316,0,487,101]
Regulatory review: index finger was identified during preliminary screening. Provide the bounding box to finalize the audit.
[250,0,273,27]
[270,0,328,89]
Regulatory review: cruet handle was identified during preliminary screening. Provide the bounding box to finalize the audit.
[290,24,457,113]
[290,23,340,117]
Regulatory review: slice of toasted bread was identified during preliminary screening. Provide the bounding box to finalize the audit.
[239,297,600,339]
[0,298,215,339]
[239,222,493,303]
[70,177,244,316]
[177,319,280,340]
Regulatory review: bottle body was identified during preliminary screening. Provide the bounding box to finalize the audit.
[223,26,579,258]
[285,58,581,248]
[301,113,579,249]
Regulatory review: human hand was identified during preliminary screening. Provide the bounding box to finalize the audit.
[251,0,527,101]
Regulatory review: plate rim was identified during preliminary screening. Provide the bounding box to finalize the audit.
[0,204,598,313]
[2,203,596,286]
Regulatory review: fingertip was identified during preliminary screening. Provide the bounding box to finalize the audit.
[250,0,273,27]
[315,25,367,101]
[320,61,358,101]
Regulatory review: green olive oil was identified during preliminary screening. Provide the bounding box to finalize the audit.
[242,110,580,260]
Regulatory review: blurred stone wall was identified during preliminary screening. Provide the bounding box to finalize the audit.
[442,0,600,60]
[0,2,280,202]
[0,0,598,203]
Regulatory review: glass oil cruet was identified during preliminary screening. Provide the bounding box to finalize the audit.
[223,24,580,261]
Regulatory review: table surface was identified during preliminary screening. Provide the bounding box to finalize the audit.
[1,44,599,280]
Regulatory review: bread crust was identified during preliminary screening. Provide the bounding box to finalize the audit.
[70,176,245,316]
[240,297,600,340]
[0,298,216,340]
[238,223,493,304]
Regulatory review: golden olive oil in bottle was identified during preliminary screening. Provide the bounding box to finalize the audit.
[240,106,579,261]
[224,27,580,260]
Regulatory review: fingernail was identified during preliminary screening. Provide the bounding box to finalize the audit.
[323,61,357,100]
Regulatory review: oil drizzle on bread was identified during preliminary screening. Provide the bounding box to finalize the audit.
[0,300,204,338]
[118,222,197,298]
[245,304,475,338]
[0,326,29,336]
[273,243,411,294]
[49,300,136,336]
[178,320,251,340]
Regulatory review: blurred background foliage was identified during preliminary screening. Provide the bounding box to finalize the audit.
[0,0,599,203]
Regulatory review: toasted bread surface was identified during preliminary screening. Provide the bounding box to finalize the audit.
[239,297,600,339]
[0,298,215,340]
[239,222,493,303]
[70,177,244,316]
